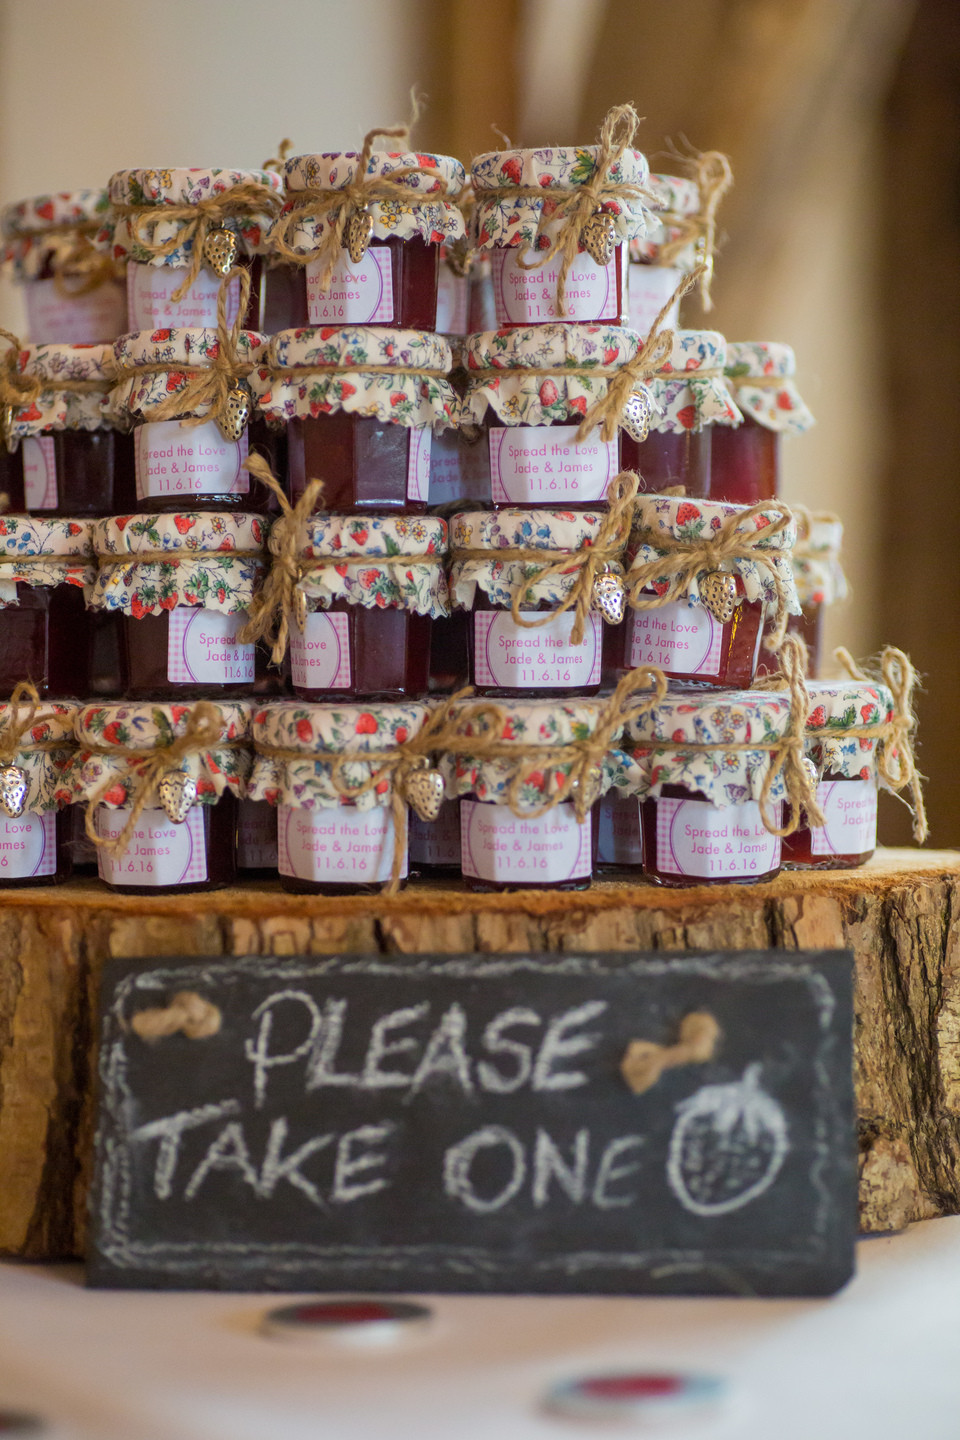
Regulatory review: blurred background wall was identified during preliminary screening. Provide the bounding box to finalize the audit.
[0,0,955,846]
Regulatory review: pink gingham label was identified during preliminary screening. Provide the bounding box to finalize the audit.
[278,804,406,885]
[127,262,240,329]
[23,275,127,345]
[406,426,432,502]
[95,805,208,886]
[596,793,643,867]
[435,265,469,335]
[489,424,617,504]
[409,799,461,867]
[492,245,623,324]
[166,607,255,685]
[290,610,351,690]
[473,610,601,690]
[461,800,591,884]
[0,811,57,879]
[306,248,394,324]
[135,419,249,500]
[627,601,724,678]
[654,797,780,880]
[237,799,278,869]
[810,779,877,856]
[21,436,58,510]
[627,263,683,336]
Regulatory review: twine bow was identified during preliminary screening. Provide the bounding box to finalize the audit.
[83,701,227,858]
[0,681,41,765]
[452,468,639,646]
[0,328,112,452]
[626,497,796,649]
[111,180,283,303]
[834,646,928,843]
[657,149,733,309]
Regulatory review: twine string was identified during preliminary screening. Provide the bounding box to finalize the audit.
[656,148,733,308]
[834,645,927,843]
[0,681,41,768]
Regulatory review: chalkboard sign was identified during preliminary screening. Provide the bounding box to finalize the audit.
[88,950,856,1296]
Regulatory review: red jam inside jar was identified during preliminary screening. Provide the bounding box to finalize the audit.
[0,448,26,512]
[0,808,72,888]
[277,802,408,896]
[131,416,281,514]
[607,593,765,690]
[472,414,623,508]
[640,783,782,887]
[782,768,877,870]
[620,428,711,497]
[289,606,433,701]
[429,611,470,692]
[0,583,98,698]
[23,431,137,517]
[469,600,604,698]
[595,791,644,872]
[265,239,440,333]
[409,798,462,878]
[459,799,597,892]
[236,797,278,875]
[119,608,278,701]
[95,792,238,894]
[709,415,779,504]
[288,412,430,514]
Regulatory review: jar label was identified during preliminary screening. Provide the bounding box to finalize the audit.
[95,805,208,886]
[21,436,58,510]
[0,811,57,879]
[427,427,464,505]
[289,611,351,690]
[460,800,591,883]
[627,263,683,336]
[167,607,255,685]
[596,793,643,867]
[473,610,602,690]
[23,276,127,346]
[278,804,406,885]
[627,601,724,678]
[305,248,394,325]
[488,425,618,504]
[435,264,469,335]
[409,799,461,867]
[127,263,241,329]
[810,779,877,856]
[491,245,623,325]
[135,419,249,500]
[654,797,781,880]
[237,798,278,870]
[406,426,432,502]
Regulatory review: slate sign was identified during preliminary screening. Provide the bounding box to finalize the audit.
[88,950,856,1296]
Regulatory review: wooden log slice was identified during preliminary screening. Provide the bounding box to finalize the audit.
[1,848,955,1258]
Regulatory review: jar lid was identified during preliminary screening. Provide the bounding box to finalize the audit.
[105,169,283,265]
[110,327,266,423]
[298,513,449,618]
[107,168,284,207]
[461,323,643,428]
[792,512,847,607]
[0,700,79,813]
[620,687,795,809]
[629,174,700,265]
[804,679,894,779]
[72,699,251,806]
[450,505,614,611]
[2,189,110,239]
[90,511,266,617]
[628,495,800,616]
[724,342,815,433]
[284,151,465,196]
[0,516,95,609]
[647,330,742,433]
[248,699,432,812]
[253,327,458,432]
[4,342,117,442]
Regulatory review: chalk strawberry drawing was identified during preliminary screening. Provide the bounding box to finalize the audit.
[666,1065,789,1216]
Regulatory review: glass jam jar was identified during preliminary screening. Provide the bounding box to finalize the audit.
[236,797,278,875]
[710,342,815,505]
[787,511,847,678]
[471,141,650,328]
[627,174,702,337]
[627,687,793,887]
[253,326,458,515]
[0,341,135,516]
[104,167,283,331]
[0,700,77,888]
[110,327,278,512]
[266,148,466,332]
[72,699,249,893]
[609,494,800,690]
[460,324,645,506]
[450,508,620,698]
[249,699,431,894]
[782,679,890,869]
[409,798,462,877]
[595,791,644,871]
[619,331,742,498]
[90,511,269,699]
[1,189,127,344]
[0,516,100,697]
[287,512,448,700]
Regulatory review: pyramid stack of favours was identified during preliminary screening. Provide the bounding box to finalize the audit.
[0,103,924,895]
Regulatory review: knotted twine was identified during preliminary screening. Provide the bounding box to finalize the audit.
[269,122,449,288]
[655,149,733,310]
[488,103,654,318]
[110,269,254,435]
[626,497,797,649]
[82,701,240,858]
[451,467,639,646]
[0,328,112,450]
[9,222,118,297]
[832,646,928,843]
[110,180,283,303]
[0,681,71,764]
[237,455,444,665]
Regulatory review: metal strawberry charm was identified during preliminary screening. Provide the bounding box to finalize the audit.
[699,571,738,625]
[202,226,240,278]
[345,206,374,264]
[572,761,603,820]
[404,766,446,823]
[592,570,628,625]
[580,208,617,267]
[620,388,654,443]
[0,764,28,819]
[157,770,197,825]
[218,381,252,442]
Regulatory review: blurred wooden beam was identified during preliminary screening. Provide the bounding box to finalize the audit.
[418,0,521,164]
